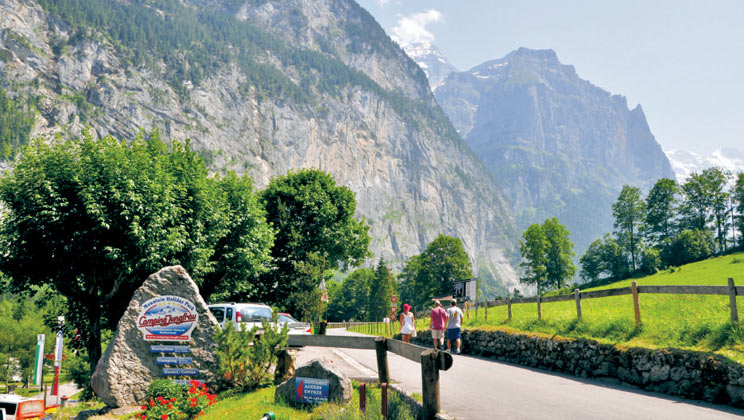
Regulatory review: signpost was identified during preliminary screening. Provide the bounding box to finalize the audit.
[33,334,45,390]
[51,316,64,403]
[294,377,330,404]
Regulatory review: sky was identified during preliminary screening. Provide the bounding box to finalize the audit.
[355,0,744,156]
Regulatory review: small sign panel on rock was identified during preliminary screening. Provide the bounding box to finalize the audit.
[294,377,329,404]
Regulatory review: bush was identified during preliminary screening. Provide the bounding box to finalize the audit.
[214,317,289,391]
[640,247,662,275]
[135,380,216,420]
[66,351,95,401]
[663,229,712,266]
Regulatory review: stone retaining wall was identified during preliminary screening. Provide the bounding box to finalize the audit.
[407,328,744,407]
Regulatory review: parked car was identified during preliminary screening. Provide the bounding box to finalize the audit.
[277,312,312,335]
[207,303,311,335]
[0,394,45,420]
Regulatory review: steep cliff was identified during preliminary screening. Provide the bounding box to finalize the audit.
[0,0,518,295]
[435,48,676,255]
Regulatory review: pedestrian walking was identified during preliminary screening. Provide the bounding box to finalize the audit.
[399,303,415,343]
[429,300,448,350]
[446,299,464,354]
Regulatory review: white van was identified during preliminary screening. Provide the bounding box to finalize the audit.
[207,302,311,335]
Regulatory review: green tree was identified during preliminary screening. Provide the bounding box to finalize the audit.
[735,173,744,248]
[367,260,394,322]
[703,167,731,252]
[679,171,711,232]
[259,169,371,314]
[662,229,712,266]
[600,234,628,280]
[399,235,473,309]
[579,239,604,282]
[326,268,373,322]
[519,224,548,296]
[645,178,678,246]
[612,185,646,272]
[0,133,273,376]
[542,218,576,290]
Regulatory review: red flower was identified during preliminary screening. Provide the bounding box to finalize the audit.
[161,414,168,420]
[149,400,155,407]
[168,404,173,409]
[141,406,147,410]
[189,402,196,407]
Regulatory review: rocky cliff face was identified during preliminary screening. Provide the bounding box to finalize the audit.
[435,48,676,255]
[0,0,518,294]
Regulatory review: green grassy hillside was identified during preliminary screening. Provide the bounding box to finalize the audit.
[462,251,744,362]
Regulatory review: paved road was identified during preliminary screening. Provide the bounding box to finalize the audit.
[297,329,744,420]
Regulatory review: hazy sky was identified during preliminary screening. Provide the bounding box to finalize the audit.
[356,0,744,155]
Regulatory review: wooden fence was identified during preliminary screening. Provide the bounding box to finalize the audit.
[287,334,453,419]
[332,278,740,331]
[470,277,740,327]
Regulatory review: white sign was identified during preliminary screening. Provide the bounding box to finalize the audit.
[138,296,198,341]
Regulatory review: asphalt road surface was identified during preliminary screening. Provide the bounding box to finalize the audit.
[296,329,744,420]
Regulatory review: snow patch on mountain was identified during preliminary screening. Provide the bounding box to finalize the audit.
[401,42,457,90]
[666,148,744,182]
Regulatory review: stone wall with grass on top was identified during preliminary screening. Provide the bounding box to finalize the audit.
[405,328,744,408]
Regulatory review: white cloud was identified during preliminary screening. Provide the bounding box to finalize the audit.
[391,9,443,47]
[376,0,393,6]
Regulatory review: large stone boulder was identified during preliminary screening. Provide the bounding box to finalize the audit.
[275,358,352,405]
[91,266,219,407]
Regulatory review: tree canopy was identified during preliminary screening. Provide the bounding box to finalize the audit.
[0,132,273,374]
[612,185,645,271]
[520,218,575,294]
[399,235,473,309]
[259,169,370,317]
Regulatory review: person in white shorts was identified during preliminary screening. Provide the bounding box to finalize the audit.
[429,300,448,350]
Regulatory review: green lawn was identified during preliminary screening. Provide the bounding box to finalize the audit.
[461,251,744,362]
[201,382,415,420]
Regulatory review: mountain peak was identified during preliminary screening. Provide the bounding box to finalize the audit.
[402,42,457,90]
[507,47,559,63]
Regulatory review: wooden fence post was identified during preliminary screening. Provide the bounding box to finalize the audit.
[374,337,390,384]
[537,295,542,320]
[507,297,512,321]
[465,301,470,319]
[729,277,739,324]
[574,289,582,321]
[485,300,488,321]
[360,382,366,413]
[421,349,440,420]
[631,281,641,327]
[381,382,388,419]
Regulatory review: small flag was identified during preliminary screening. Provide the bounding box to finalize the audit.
[51,317,64,396]
[33,334,45,386]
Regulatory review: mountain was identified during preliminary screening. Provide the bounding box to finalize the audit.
[434,48,676,257]
[666,148,744,182]
[401,42,456,91]
[0,0,518,295]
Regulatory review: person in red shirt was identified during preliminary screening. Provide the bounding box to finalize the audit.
[429,300,448,350]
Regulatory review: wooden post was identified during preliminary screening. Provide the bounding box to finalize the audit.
[465,301,470,319]
[374,337,390,384]
[381,382,388,419]
[360,383,366,413]
[507,297,512,320]
[574,289,582,321]
[421,349,440,420]
[537,295,542,320]
[631,281,641,327]
[729,277,739,324]
[475,300,479,319]
[485,300,488,321]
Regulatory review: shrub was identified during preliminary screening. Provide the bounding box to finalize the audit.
[214,317,289,391]
[640,247,662,275]
[135,380,216,420]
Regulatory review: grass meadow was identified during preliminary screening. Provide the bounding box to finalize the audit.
[349,252,744,363]
[462,251,744,362]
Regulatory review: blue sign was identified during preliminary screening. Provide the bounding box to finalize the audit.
[294,377,329,404]
[156,357,193,365]
[172,379,204,387]
[162,368,198,376]
[150,345,190,354]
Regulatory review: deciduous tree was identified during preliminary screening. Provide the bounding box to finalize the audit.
[612,185,645,271]
[645,178,678,246]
